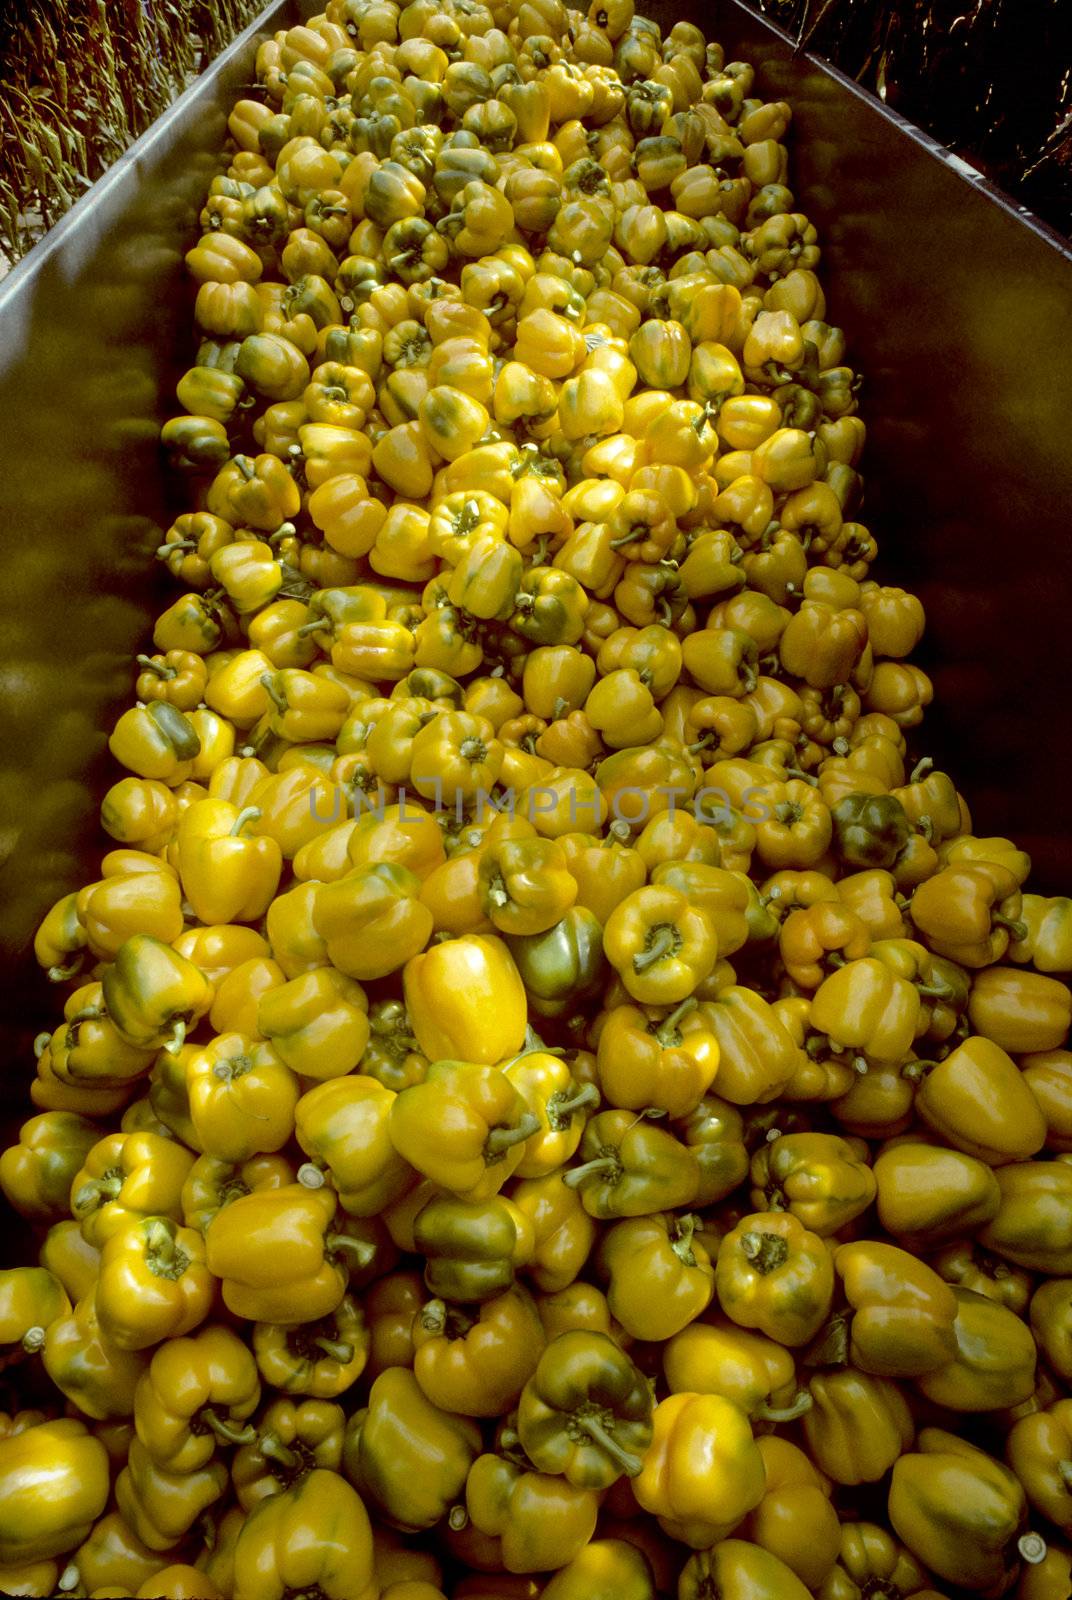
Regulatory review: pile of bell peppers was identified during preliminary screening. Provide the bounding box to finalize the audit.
[3,0,1072,1595]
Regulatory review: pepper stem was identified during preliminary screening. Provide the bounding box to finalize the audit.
[230,805,261,836]
[313,1336,354,1363]
[910,756,934,782]
[419,1299,448,1336]
[21,1325,45,1354]
[993,914,1028,940]
[633,924,676,974]
[671,1214,698,1265]
[326,1233,377,1270]
[577,1413,643,1477]
[162,1018,187,1056]
[448,1504,469,1531]
[1059,1460,1072,1490]
[48,957,83,982]
[655,996,696,1044]
[739,1230,789,1274]
[550,1084,600,1123]
[33,1031,52,1058]
[297,1162,327,1189]
[562,1155,619,1189]
[755,1389,813,1423]
[260,673,289,714]
[485,1112,541,1156]
[259,1433,299,1469]
[57,1566,80,1593]
[297,618,329,635]
[202,1409,257,1446]
[1018,1533,1048,1566]
[136,655,176,679]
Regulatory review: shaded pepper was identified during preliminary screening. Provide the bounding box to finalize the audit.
[507,907,610,1019]
[252,1293,369,1398]
[102,935,214,1056]
[817,1521,941,1600]
[597,1212,714,1341]
[1007,1400,1072,1535]
[563,1108,700,1218]
[742,1434,842,1591]
[716,1211,834,1346]
[541,1538,656,1600]
[0,1112,101,1222]
[232,1398,346,1510]
[834,1240,958,1377]
[873,1142,1001,1245]
[831,793,911,868]
[0,1267,69,1364]
[509,1175,597,1295]
[916,1287,1036,1412]
[391,1059,541,1203]
[914,1036,1048,1163]
[663,1318,809,1424]
[980,1161,1072,1274]
[478,836,579,935]
[889,1430,1030,1597]
[412,1193,530,1305]
[116,1436,229,1552]
[679,1540,812,1600]
[676,1093,750,1205]
[345,1367,481,1532]
[412,1284,545,1417]
[698,987,803,1105]
[516,1330,653,1489]
[463,1451,599,1575]
[749,1130,876,1236]
[910,862,1027,968]
[232,1469,377,1600]
[802,1367,916,1485]
[42,1292,150,1421]
[967,966,1072,1054]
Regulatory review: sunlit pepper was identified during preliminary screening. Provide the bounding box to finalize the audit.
[809,956,920,1066]
[70,1130,194,1248]
[108,701,202,784]
[595,998,719,1119]
[0,1267,69,1366]
[663,1317,809,1423]
[603,885,716,1004]
[0,1417,109,1566]
[634,1390,765,1548]
[205,1183,360,1323]
[94,1215,213,1351]
[889,1430,1030,1596]
[479,836,579,935]
[403,934,527,1064]
[257,968,369,1080]
[699,987,803,1104]
[313,863,434,979]
[186,1032,300,1162]
[598,1211,714,1341]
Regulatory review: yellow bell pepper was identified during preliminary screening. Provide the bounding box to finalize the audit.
[403,934,528,1064]
[133,1324,260,1470]
[634,1391,766,1548]
[257,968,370,1080]
[345,1367,481,1531]
[412,1284,545,1418]
[914,1035,1048,1163]
[0,1112,100,1222]
[0,1418,109,1565]
[186,1032,300,1162]
[834,1240,958,1377]
[917,1287,1037,1412]
[462,1450,598,1575]
[802,1367,915,1486]
[749,1130,876,1235]
[503,1051,599,1179]
[741,1434,842,1591]
[94,1216,214,1350]
[41,1292,150,1421]
[252,1291,369,1399]
[0,1267,69,1362]
[716,1210,834,1346]
[597,1212,714,1341]
[603,885,717,1003]
[663,1318,809,1424]
[888,1430,1030,1596]
[232,1469,377,1600]
[980,1161,1072,1273]
[314,863,434,979]
[174,797,283,924]
[967,966,1072,1054]
[390,1059,541,1202]
[70,1130,194,1248]
[295,1075,414,1215]
[116,1436,229,1552]
[205,1183,358,1323]
[873,1141,1001,1245]
[102,935,214,1056]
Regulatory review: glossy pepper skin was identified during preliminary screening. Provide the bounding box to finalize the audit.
[389,1059,541,1202]
[803,1366,915,1485]
[71,1130,195,1248]
[595,998,720,1119]
[42,1291,150,1421]
[412,1192,529,1305]
[916,1286,1037,1412]
[346,1367,481,1531]
[411,1285,545,1417]
[295,1074,414,1216]
[517,1330,653,1489]
[980,1161,1072,1273]
[463,1451,599,1574]
[403,934,528,1064]
[0,1266,69,1363]
[716,1210,834,1346]
[231,1397,345,1510]
[910,861,1027,968]
[914,1036,1048,1164]
[597,1212,714,1341]
[679,1539,812,1600]
[257,968,370,1080]
[94,1215,214,1350]
[563,1108,700,1218]
[252,1292,369,1399]
[507,907,610,1019]
[0,1112,101,1222]
[889,1429,1030,1597]
[834,1240,958,1377]
[175,798,282,924]
[133,1324,260,1471]
[634,1391,766,1547]
[741,1434,842,1590]
[809,955,921,1066]
[0,1418,110,1564]
[750,1130,876,1235]
[603,885,717,1004]
[232,1469,377,1600]
[204,1183,354,1323]
[818,1521,940,1600]
[102,935,214,1056]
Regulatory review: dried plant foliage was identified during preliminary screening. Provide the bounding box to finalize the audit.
[0,0,263,264]
[760,0,1071,235]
